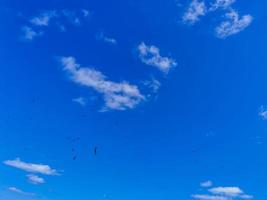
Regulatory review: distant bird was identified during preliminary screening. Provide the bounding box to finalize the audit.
[72,155,77,160]
[94,147,98,156]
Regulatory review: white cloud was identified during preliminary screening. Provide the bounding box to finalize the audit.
[192,182,253,200]
[27,174,45,185]
[192,194,228,200]
[210,0,236,11]
[21,9,90,41]
[21,26,42,40]
[60,57,145,111]
[209,187,243,197]
[259,106,267,120]
[96,32,117,45]
[182,0,207,24]
[8,187,35,196]
[201,180,213,188]
[3,158,59,176]
[138,42,177,74]
[215,10,253,38]
[72,97,87,106]
[30,10,57,26]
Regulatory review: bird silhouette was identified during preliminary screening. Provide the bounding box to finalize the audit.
[94,146,98,156]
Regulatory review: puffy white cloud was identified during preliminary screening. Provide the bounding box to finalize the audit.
[3,158,59,176]
[8,187,35,196]
[138,42,177,74]
[182,0,207,24]
[201,180,213,188]
[60,57,145,111]
[210,0,236,11]
[215,10,253,38]
[30,10,57,26]
[192,182,253,200]
[209,187,243,197]
[27,174,45,185]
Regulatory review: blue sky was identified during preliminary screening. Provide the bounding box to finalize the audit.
[0,0,267,199]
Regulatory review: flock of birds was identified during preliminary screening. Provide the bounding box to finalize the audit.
[66,136,98,161]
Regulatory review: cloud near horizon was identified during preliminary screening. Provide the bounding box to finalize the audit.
[192,182,253,200]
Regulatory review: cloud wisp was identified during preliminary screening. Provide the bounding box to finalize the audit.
[8,187,35,196]
[21,9,90,40]
[27,174,45,185]
[200,180,213,188]
[138,42,177,74]
[3,158,59,176]
[96,32,117,45]
[72,97,87,106]
[182,0,207,24]
[60,57,145,111]
[210,0,236,11]
[181,0,253,38]
[30,10,57,26]
[215,10,253,38]
[21,26,42,41]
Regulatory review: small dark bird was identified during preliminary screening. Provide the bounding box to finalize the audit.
[72,155,77,160]
[94,147,98,156]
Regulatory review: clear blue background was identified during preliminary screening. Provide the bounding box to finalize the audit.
[0,0,267,199]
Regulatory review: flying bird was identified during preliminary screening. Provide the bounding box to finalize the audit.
[94,146,98,156]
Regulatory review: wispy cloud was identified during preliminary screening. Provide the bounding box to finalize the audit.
[81,9,91,17]
[201,180,213,188]
[182,0,207,24]
[192,182,253,200]
[8,187,35,196]
[96,32,117,45]
[60,57,145,111]
[3,158,59,176]
[143,78,161,93]
[192,194,228,200]
[62,10,81,25]
[21,26,42,40]
[27,174,45,185]
[259,106,267,120]
[72,97,87,106]
[138,42,177,74]
[215,10,253,38]
[21,9,90,41]
[30,10,57,26]
[210,0,236,11]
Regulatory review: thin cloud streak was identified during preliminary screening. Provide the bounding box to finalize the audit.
[3,158,59,176]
